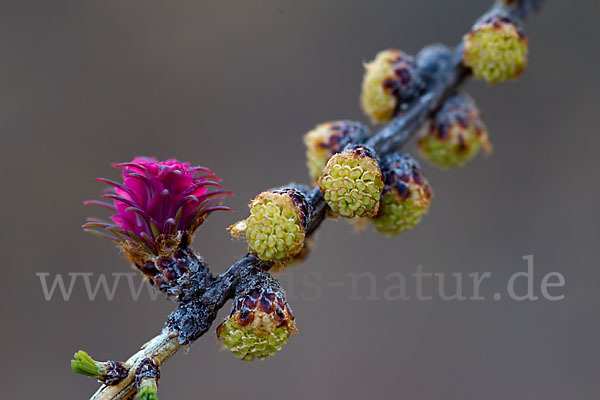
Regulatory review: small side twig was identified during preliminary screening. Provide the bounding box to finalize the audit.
[90,330,181,400]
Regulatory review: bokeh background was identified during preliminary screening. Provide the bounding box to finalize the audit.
[2,0,599,398]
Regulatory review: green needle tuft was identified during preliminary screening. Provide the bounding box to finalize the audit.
[136,378,158,400]
[71,350,106,378]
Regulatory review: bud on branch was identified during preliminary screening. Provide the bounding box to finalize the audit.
[72,1,546,399]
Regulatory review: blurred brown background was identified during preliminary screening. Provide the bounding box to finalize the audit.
[1,0,599,398]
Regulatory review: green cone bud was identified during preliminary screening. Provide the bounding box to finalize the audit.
[229,188,310,263]
[217,318,291,362]
[360,49,425,124]
[463,16,528,84]
[371,154,433,236]
[318,145,384,218]
[303,121,369,183]
[217,272,297,362]
[418,94,491,169]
